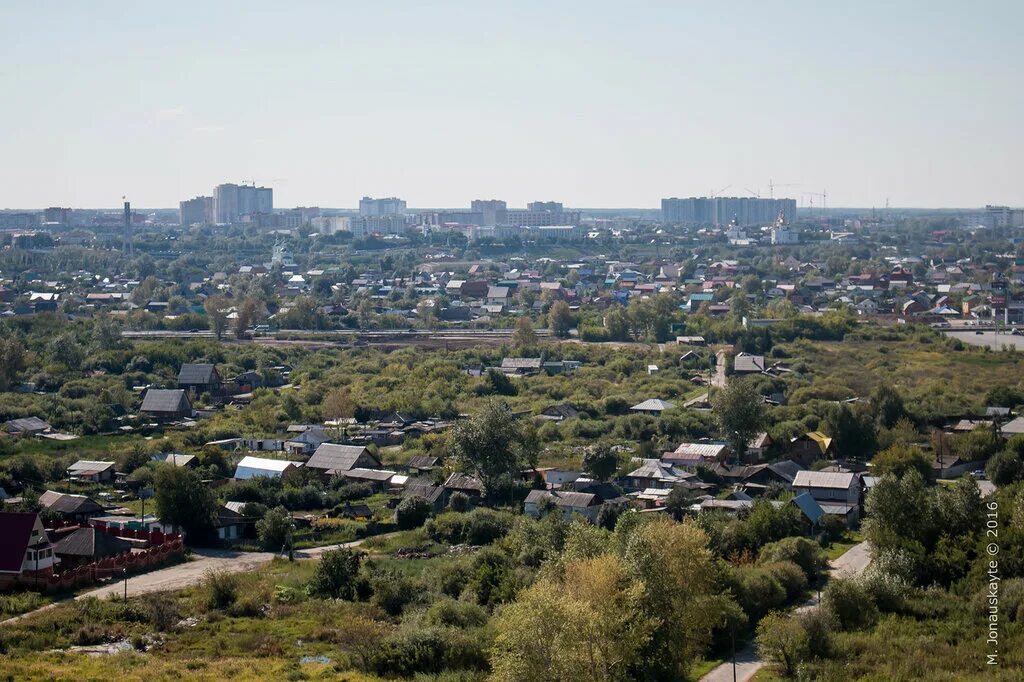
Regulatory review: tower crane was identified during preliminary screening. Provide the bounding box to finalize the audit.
[768,179,799,199]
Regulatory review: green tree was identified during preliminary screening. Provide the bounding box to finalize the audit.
[714,377,767,463]
[756,611,810,677]
[871,443,932,480]
[548,300,574,338]
[256,506,294,552]
[395,495,432,529]
[204,295,230,340]
[582,443,619,481]
[512,316,538,349]
[604,306,631,341]
[491,554,654,682]
[987,449,1023,486]
[447,399,539,498]
[153,465,217,541]
[308,547,362,599]
[0,335,26,391]
[871,384,906,428]
[823,403,877,461]
[234,297,262,338]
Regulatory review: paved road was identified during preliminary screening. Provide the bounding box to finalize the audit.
[700,541,872,682]
[1,537,382,627]
[945,330,1024,350]
[714,350,728,389]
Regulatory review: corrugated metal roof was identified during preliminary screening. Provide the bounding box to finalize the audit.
[307,443,376,473]
[792,470,856,489]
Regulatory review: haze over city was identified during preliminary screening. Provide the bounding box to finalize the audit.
[2,0,1023,209]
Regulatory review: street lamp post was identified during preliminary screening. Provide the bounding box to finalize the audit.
[731,624,737,682]
[123,568,128,601]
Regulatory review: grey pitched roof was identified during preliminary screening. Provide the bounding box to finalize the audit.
[4,416,51,433]
[630,398,674,412]
[342,468,396,483]
[306,443,378,473]
[525,489,600,508]
[67,460,116,474]
[501,357,543,369]
[793,470,857,490]
[55,527,132,559]
[443,472,484,492]
[177,363,218,385]
[403,480,444,503]
[141,389,191,414]
[767,460,805,483]
[734,353,766,373]
[38,490,103,516]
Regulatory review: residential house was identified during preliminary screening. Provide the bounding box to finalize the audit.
[285,427,331,455]
[443,472,485,498]
[788,432,834,466]
[486,286,511,306]
[0,512,55,586]
[140,388,193,420]
[53,527,132,568]
[160,453,198,468]
[663,442,730,468]
[306,443,382,476]
[792,470,862,526]
[733,353,766,374]
[66,460,116,483]
[214,506,250,543]
[630,399,674,415]
[177,363,223,395]
[3,416,51,436]
[233,456,302,480]
[499,357,543,375]
[932,453,985,479]
[524,490,603,523]
[623,459,694,490]
[539,404,579,421]
[406,456,441,474]
[38,490,104,523]
[790,492,825,530]
[402,480,448,512]
[342,468,397,491]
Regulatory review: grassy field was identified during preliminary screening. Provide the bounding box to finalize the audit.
[751,587,1023,681]
[781,330,1024,411]
[822,530,864,562]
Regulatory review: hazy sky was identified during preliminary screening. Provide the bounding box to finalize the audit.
[2,1,1022,209]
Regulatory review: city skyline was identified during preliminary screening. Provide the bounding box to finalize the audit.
[2,1,1023,209]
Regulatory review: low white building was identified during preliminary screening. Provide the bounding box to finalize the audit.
[233,456,302,480]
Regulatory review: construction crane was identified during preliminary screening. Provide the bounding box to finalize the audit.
[710,184,731,198]
[803,190,828,217]
[744,188,761,198]
[768,179,799,199]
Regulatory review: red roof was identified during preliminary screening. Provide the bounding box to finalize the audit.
[0,512,38,573]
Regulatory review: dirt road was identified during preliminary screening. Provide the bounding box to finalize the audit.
[700,541,872,682]
[1,537,382,627]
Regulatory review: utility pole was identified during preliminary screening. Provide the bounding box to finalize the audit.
[731,625,737,682]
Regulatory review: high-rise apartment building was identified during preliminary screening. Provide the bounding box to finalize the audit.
[527,201,563,212]
[359,196,407,216]
[661,196,796,226]
[470,199,507,226]
[179,196,214,226]
[42,207,71,225]
[213,184,273,224]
